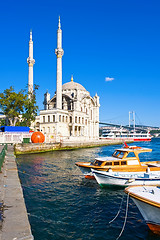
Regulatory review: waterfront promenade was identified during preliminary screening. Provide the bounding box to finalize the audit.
[0,145,33,240]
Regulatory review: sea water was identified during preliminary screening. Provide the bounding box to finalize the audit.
[17,139,160,240]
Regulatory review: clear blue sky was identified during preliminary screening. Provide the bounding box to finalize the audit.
[0,0,160,126]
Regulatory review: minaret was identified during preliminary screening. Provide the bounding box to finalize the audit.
[27,30,35,98]
[55,16,64,109]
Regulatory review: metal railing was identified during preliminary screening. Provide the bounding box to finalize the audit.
[0,144,7,172]
[0,133,32,144]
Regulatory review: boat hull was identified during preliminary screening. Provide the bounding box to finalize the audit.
[100,137,151,142]
[125,186,160,235]
[92,170,160,188]
[147,223,160,235]
[133,138,151,142]
[132,196,160,234]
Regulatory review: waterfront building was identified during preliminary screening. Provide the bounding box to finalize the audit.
[38,17,100,141]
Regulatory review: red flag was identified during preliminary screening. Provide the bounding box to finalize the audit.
[124,142,129,148]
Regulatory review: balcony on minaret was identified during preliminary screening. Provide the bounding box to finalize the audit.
[55,48,64,58]
[27,57,35,67]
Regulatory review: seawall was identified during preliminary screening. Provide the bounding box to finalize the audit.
[0,145,33,240]
[14,139,133,155]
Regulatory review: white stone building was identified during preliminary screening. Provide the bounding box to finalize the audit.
[32,17,100,141]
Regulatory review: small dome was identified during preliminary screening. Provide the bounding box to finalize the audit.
[62,81,86,91]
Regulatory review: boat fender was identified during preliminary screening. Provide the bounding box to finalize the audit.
[146,167,150,173]
[108,168,112,173]
[126,178,135,184]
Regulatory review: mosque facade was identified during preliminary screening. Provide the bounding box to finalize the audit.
[29,18,100,141]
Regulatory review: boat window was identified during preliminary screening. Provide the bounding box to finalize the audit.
[93,160,102,166]
[114,161,119,165]
[113,151,117,157]
[127,152,136,158]
[121,161,127,165]
[113,151,124,159]
[105,162,112,166]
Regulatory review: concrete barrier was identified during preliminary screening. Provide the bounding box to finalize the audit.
[15,142,60,155]
[14,139,133,155]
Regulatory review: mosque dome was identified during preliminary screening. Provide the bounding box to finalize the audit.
[62,77,87,91]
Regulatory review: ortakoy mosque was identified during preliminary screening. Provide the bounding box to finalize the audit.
[28,17,100,141]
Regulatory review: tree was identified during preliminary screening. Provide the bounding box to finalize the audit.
[0,87,27,126]
[0,85,39,127]
[0,118,6,126]
[21,85,39,127]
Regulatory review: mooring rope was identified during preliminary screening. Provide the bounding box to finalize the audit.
[116,193,130,240]
[109,194,125,224]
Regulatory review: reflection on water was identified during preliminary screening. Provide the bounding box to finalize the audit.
[17,139,160,240]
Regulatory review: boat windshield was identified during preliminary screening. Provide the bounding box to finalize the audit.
[93,160,103,166]
[112,150,125,159]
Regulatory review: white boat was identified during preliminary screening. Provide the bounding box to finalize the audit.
[100,111,152,142]
[92,168,160,187]
[125,186,160,235]
[100,127,152,142]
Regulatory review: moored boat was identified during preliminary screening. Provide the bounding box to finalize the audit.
[100,112,152,142]
[100,128,152,142]
[92,168,160,188]
[125,186,160,235]
[75,143,160,178]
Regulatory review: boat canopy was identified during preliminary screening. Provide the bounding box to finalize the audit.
[95,156,118,162]
[116,147,152,153]
[94,147,152,163]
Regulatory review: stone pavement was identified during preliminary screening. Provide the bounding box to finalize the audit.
[0,145,33,240]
